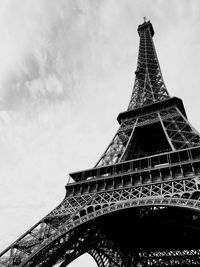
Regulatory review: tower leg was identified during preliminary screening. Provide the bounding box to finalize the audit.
[58,227,127,267]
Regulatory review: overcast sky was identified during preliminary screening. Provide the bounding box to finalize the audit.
[0,0,200,266]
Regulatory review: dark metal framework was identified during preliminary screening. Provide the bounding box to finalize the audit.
[128,21,169,110]
[1,20,200,266]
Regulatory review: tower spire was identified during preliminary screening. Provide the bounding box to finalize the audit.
[143,16,147,22]
[128,20,170,110]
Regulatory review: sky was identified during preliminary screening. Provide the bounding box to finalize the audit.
[0,0,200,266]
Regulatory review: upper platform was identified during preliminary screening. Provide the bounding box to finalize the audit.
[118,97,187,124]
[137,20,154,37]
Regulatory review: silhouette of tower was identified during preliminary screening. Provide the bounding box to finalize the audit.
[1,20,200,267]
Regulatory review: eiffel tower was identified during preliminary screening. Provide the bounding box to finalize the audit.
[1,19,200,267]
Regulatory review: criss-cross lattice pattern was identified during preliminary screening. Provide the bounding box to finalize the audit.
[96,119,138,167]
[128,21,169,110]
[161,108,200,150]
[132,249,200,266]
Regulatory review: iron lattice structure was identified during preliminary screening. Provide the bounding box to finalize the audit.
[1,20,200,267]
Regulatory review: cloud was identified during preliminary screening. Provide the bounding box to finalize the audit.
[0,0,98,111]
[0,0,140,113]
[27,75,63,99]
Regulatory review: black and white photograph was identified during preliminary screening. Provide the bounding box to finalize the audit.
[0,1,200,266]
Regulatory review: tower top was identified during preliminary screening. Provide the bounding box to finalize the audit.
[138,20,154,37]
[127,19,169,110]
